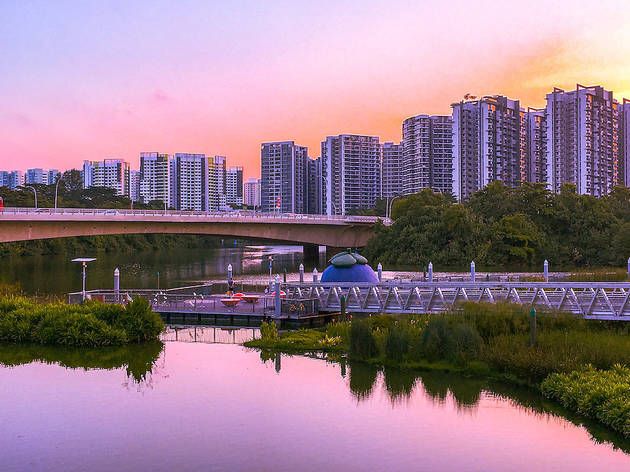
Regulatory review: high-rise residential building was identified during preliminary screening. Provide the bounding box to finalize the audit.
[451,95,526,200]
[260,141,308,213]
[381,142,403,198]
[545,85,619,196]
[401,115,454,195]
[169,153,209,210]
[139,152,170,205]
[129,170,141,203]
[306,157,323,214]
[244,177,261,208]
[82,159,130,195]
[619,98,630,187]
[26,168,50,185]
[47,169,60,184]
[0,171,9,187]
[209,155,227,211]
[524,108,547,184]
[226,166,244,207]
[321,134,380,215]
[8,170,25,189]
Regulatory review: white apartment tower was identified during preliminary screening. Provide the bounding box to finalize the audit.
[82,159,130,196]
[618,98,630,187]
[260,141,308,213]
[139,152,170,205]
[169,153,209,211]
[226,166,244,207]
[381,142,403,198]
[545,85,619,196]
[209,156,227,210]
[451,95,526,200]
[321,134,380,215]
[244,177,261,208]
[401,115,453,195]
[525,108,547,184]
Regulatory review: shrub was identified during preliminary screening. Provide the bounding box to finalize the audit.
[260,321,278,342]
[326,321,350,343]
[449,323,482,366]
[541,365,630,438]
[385,326,409,362]
[349,319,378,359]
[420,317,452,362]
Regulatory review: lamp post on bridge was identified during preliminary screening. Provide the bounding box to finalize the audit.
[25,185,37,209]
[54,175,64,211]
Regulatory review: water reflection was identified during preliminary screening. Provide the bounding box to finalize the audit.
[0,245,327,295]
[0,342,163,383]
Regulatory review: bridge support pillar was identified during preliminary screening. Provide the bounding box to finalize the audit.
[303,243,320,261]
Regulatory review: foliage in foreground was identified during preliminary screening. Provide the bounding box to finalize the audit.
[0,296,164,347]
[541,365,630,438]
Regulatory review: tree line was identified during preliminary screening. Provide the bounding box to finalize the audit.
[364,182,630,269]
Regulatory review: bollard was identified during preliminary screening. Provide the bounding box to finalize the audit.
[283,267,287,283]
[227,264,233,285]
[470,261,476,282]
[529,307,537,347]
[114,268,120,302]
[428,262,433,282]
[340,295,346,320]
[313,268,318,283]
[544,260,549,282]
[274,275,281,317]
[299,263,304,283]
[377,263,383,282]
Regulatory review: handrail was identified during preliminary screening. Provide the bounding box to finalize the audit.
[0,207,381,223]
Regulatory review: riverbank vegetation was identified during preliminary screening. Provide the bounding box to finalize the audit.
[245,302,630,437]
[0,296,164,347]
[364,182,630,269]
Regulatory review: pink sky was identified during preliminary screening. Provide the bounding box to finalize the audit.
[2,1,630,178]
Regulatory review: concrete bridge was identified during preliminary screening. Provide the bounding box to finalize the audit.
[0,207,382,250]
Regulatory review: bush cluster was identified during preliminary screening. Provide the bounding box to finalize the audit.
[0,296,164,347]
[541,365,630,438]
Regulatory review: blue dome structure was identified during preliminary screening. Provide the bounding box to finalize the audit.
[320,250,379,283]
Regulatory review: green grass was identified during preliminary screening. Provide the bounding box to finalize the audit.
[0,296,164,347]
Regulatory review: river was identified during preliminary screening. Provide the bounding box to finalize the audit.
[1,337,629,471]
[0,245,327,295]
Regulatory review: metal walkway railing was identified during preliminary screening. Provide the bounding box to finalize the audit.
[283,282,630,321]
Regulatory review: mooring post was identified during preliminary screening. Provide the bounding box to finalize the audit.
[283,267,287,283]
[114,267,120,302]
[470,261,476,282]
[299,263,304,283]
[529,307,537,347]
[340,294,346,320]
[627,257,630,280]
[227,264,233,285]
[544,260,549,282]
[428,262,433,282]
[313,268,318,283]
[377,263,383,282]
[274,275,281,318]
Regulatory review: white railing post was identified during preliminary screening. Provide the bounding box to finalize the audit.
[377,263,382,282]
[543,260,549,282]
[313,268,318,283]
[470,261,476,282]
[299,263,304,283]
[428,262,433,282]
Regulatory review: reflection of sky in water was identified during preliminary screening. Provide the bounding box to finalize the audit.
[1,343,629,471]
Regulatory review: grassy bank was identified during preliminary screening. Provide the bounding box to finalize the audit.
[245,302,630,437]
[0,296,164,347]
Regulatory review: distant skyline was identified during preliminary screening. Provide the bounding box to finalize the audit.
[3,0,630,178]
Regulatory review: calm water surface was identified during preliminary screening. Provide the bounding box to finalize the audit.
[0,245,327,295]
[1,337,629,472]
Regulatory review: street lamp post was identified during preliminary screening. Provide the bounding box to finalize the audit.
[386,194,401,219]
[72,258,97,302]
[25,185,38,209]
[54,176,64,211]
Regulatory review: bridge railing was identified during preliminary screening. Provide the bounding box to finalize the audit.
[0,207,381,224]
[282,281,630,321]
